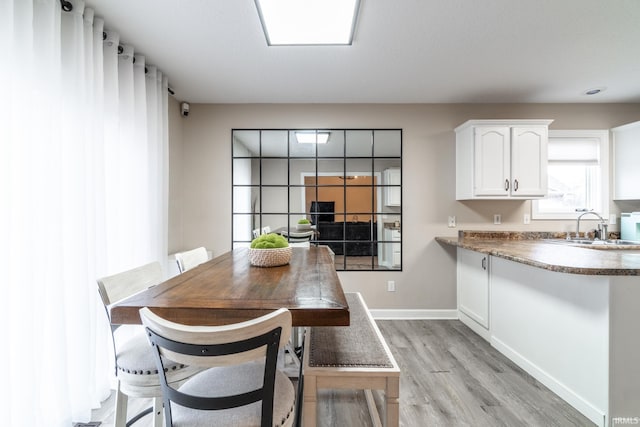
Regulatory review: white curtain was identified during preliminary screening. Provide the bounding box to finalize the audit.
[0,0,170,425]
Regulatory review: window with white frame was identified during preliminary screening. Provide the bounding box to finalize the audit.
[532,130,609,220]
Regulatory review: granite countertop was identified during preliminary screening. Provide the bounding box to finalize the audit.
[436,231,640,276]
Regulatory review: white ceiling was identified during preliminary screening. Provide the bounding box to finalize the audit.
[84,0,640,104]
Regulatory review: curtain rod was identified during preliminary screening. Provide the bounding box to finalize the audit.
[60,0,175,96]
[60,0,72,12]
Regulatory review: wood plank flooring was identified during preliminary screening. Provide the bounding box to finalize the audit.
[377,320,594,427]
[91,320,594,427]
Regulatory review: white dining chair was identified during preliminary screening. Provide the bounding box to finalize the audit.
[285,230,314,243]
[174,246,209,273]
[97,262,201,427]
[140,307,296,427]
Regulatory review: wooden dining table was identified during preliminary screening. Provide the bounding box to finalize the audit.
[109,246,350,327]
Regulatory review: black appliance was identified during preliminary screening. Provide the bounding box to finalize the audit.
[310,201,335,224]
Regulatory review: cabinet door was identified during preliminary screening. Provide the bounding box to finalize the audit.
[384,168,401,206]
[391,229,401,267]
[457,248,490,329]
[613,121,640,200]
[380,228,401,268]
[510,126,548,197]
[392,249,401,267]
[473,127,510,197]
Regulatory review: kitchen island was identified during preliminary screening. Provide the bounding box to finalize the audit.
[437,232,640,427]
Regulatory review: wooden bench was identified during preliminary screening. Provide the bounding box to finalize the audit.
[302,292,400,427]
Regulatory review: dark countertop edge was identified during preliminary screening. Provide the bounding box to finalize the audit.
[435,235,640,276]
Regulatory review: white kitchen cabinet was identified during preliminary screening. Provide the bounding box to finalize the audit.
[457,247,490,337]
[389,229,401,267]
[383,168,401,206]
[451,243,640,426]
[455,119,553,200]
[380,227,401,268]
[612,121,640,200]
[490,257,612,426]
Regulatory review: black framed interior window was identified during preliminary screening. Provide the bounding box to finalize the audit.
[232,129,402,271]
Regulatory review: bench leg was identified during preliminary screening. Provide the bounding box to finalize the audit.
[303,374,317,427]
[364,390,382,427]
[384,376,400,427]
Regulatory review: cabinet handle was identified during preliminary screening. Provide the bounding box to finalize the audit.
[514,179,519,192]
[504,179,510,191]
[481,257,487,270]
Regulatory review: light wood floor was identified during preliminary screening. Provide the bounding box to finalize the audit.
[91,320,594,427]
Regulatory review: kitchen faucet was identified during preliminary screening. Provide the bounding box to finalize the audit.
[574,211,608,240]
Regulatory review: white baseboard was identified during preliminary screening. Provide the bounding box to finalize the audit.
[491,336,606,427]
[458,311,491,341]
[370,309,458,320]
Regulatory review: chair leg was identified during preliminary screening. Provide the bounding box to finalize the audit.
[151,396,163,427]
[285,342,301,369]
[294,332,305,427]
[114,382,128,427]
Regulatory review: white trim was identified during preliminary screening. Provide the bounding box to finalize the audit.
[491,336,606,427]
[532,129,609,220]
[458,311,491,341]
[370,309,458,320]
[455,119,554,132]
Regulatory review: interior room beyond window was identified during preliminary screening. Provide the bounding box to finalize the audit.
[232,129,402,271]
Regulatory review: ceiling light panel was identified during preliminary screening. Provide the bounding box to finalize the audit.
[295,131,330,144]
[255,0,360,46]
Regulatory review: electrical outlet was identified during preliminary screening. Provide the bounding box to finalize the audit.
[387,280,396,292]
[448,216,456,228]
[523,213,531,224]
[610,214,617,225]
[493,214,501,225]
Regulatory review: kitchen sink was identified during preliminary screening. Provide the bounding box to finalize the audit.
[544,239,640,247]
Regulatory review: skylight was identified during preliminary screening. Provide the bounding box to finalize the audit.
[255,0,360,46]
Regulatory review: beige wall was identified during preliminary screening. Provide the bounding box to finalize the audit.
[168,103,640,310]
